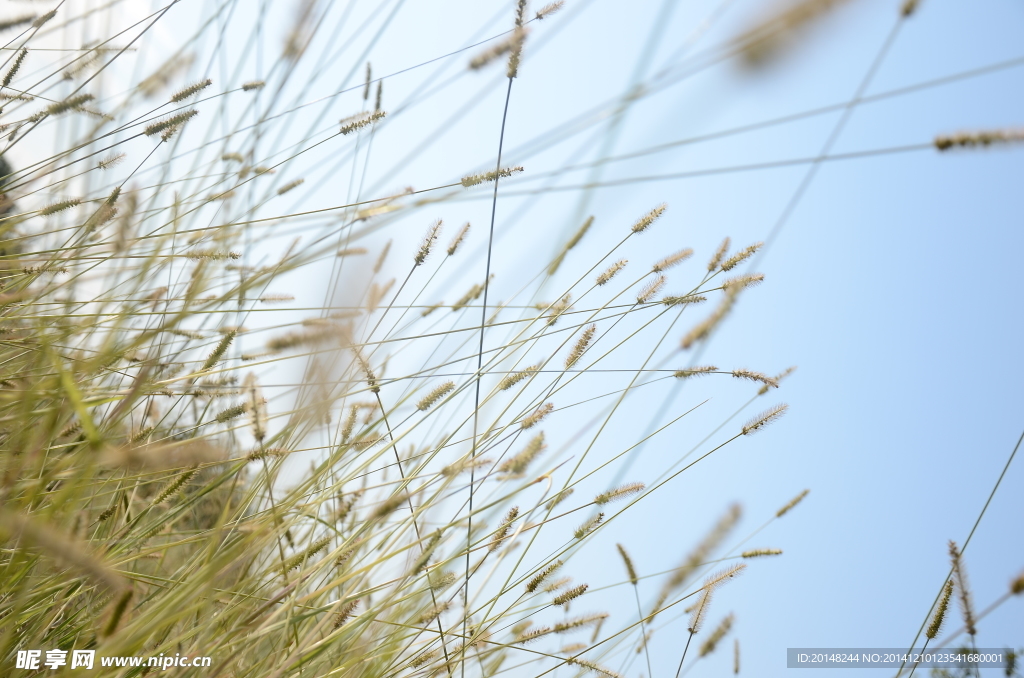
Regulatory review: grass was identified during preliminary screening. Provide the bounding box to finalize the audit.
[5,1,1020,677]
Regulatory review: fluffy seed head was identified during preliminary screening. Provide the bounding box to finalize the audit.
[637,275,666,304]
[144,109,198,136]
[40,199,82,216]
[926,580,953,639]
[594,482,644,505]
[499,432,546,475]
[742,403,788,435]
[521,402,554,429]
[721,242,763,271]
[242,80,265,91]
[653,248,693,272]
[333,599,359,629]
[732,369,778,389]
[565,657,622,678]
[46,93,94,116]
[776,489,809,518]
[553,583,589,606]
[461,165,524,188]
[414,219,442,266]
[340,110,385,135]
[573,513,603,540]
[723,273,764,291]
[699,613,735,657]
[674,365,718,379]
[708,237,731,271]
[489,507,519,553]
[527,560,563,593]
[741,548,782,558]
[498,363,540,391]
[949,540,977,637]
[536,1,565,19]
[3,48,27,88]
[416,381,455,411]
[616,544,638,585]
[596,259,627,285]
[469,27,529,71]
[546,488,573,511]
[566,324,596,369]
[151,466,199,506]
[935,129,1024,150]
[681,288,738,349]
[447,222,470,256]
[277,178,305,195]
[170,78,212,103]
[33,11,58,29]
[631,204,666,233]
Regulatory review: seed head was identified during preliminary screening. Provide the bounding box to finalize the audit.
[566,324,596,369]
[935,129,1024,150]
[631,203,666,233]
[202,329,236,371]
[776,489,809,518]
[151,465,199,506]
[722,273,764,291]
[489,507,519,553]
[469,28,529,71]
[499,432,546,474]
[637,275,666,304]
[498,363,540,391]
[699,613,735,657]
[33,11,57,29]
[573,513,603,540]
[949,541,977,637]
[741,548,782,558]
[721,242,763,271]
[3,49,27,88]
[596,259,627,285]
[40,199,82,216]
[144,109,198,136]
[461,165,524,188]
[732,369,778,389]
[414,219,442,266]
[594,482,644,505]
[277,178,305,195]
[333,599,359,629]
[526,560,563,592]
[170,78,212,103]
[616,544,638,585]
[674,365,718,379]
[416,380,455,411]
[653,248,693,272]
[521,402,554,429]
[553,583,589,606]
[536,1,564,19]
[546,488,574,511]
[741,403,788,435]
[46,93,94,116]
[926,580,953,639]
[339,110,385,135]
[447,222,470,256]
[708,237,731,271]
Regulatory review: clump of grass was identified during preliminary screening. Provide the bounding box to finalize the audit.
[0,3,807,676]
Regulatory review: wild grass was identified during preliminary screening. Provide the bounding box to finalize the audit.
[9,0,1018,676]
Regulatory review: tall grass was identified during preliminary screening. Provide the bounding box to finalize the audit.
[0,1,831,676]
